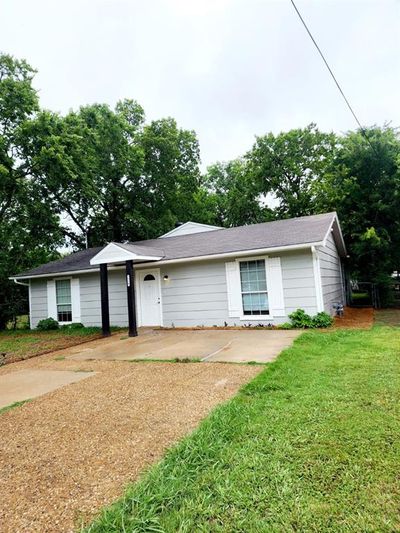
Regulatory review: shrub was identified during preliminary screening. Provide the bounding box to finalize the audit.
[60,322,85,331]
[279,322,293,330]
[288,309,314,328]
[311,312,333,328]
[286,309,334,329]
[36,317,59,331]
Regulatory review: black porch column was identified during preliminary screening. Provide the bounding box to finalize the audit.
[126,260,138,337]
[100,263,111,337]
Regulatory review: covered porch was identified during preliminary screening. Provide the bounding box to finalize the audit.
[89,242,164,337]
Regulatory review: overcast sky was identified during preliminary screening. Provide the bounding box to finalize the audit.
[2,0,400,168]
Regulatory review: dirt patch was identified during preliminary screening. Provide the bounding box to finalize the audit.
[0,354,260,533]
[334,307,374,329]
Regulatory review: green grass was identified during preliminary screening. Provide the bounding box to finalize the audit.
[0,399,30,415]
[85,327,400,533]
[0,327,122,363]
[375,309,400,327]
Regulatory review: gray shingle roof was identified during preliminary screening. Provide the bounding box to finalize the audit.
[13,212,340,278]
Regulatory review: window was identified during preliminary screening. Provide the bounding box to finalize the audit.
[144,274,155,281]
[56,279,72,322]
[239,260,269,315]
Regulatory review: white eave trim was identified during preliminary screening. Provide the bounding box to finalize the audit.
[311,245,324,312]
[322,213,347,256]
[12,241,323,280]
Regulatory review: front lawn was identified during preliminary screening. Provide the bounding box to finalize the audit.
[0,327,106,364]
[86,326,400,532]
[375,308,400,327]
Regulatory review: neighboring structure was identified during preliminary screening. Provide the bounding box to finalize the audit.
[12,212,346,334]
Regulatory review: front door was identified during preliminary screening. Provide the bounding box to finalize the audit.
[138,270,161,326]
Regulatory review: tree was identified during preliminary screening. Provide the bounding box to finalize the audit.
[205,159,273,227]
[23,103,214,246]
[248,124,338,218]
[317,126,400,283]
[0,54,61,329]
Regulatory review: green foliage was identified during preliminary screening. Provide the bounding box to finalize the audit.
[206,124,400,288]
[247,123,338,218]
[311,311,334,328]
[0,53,62,330]
[287,309,333,328]
[205,159,273,226]
[36,317,59,331]
[85,327,400,532]
[60,322,85,331]
[316,126,400,283]
[24,102,212,246]
[288,308,314,328]
[277,322,293,330]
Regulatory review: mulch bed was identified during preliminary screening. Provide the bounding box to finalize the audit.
[334,307,374,329]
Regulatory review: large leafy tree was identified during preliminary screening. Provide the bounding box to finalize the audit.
[205,159,273,227]
[0,54,61,329]
[23,103,212,247]
[206,124,400,288]
[248,124,338,218]
[316,126,400,282]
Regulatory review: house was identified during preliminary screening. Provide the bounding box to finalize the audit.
[11,212,346,334]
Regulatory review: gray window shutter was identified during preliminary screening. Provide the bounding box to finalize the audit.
[225,261,242,317]
[266,257,285,316]
[71,278,81,323]
[47,279,57,320]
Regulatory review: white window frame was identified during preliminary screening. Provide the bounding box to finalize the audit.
[235,256,273,320]
[55,277,73,324]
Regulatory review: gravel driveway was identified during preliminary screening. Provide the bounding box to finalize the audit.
[0,351,261,533]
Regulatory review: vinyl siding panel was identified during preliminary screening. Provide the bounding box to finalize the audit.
[30,279,48,328]
[318,232,344,314]
[280,251,318,317]
[159,251,318,327]
[28,249,319,328]
[80,271,128,327]
[159,261,230,327]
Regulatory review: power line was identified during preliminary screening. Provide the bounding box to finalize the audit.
[289,0,377,154]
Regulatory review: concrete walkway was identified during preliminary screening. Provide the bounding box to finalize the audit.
[0,369,94,409]
[67,328,301,364]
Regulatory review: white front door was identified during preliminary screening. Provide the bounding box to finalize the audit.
[138,270,161,326]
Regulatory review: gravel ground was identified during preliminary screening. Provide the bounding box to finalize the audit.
[0,351,260,533]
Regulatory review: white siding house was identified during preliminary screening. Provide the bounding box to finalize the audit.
[13,212,347,330]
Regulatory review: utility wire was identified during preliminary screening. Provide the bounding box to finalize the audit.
[289,0,377,154]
